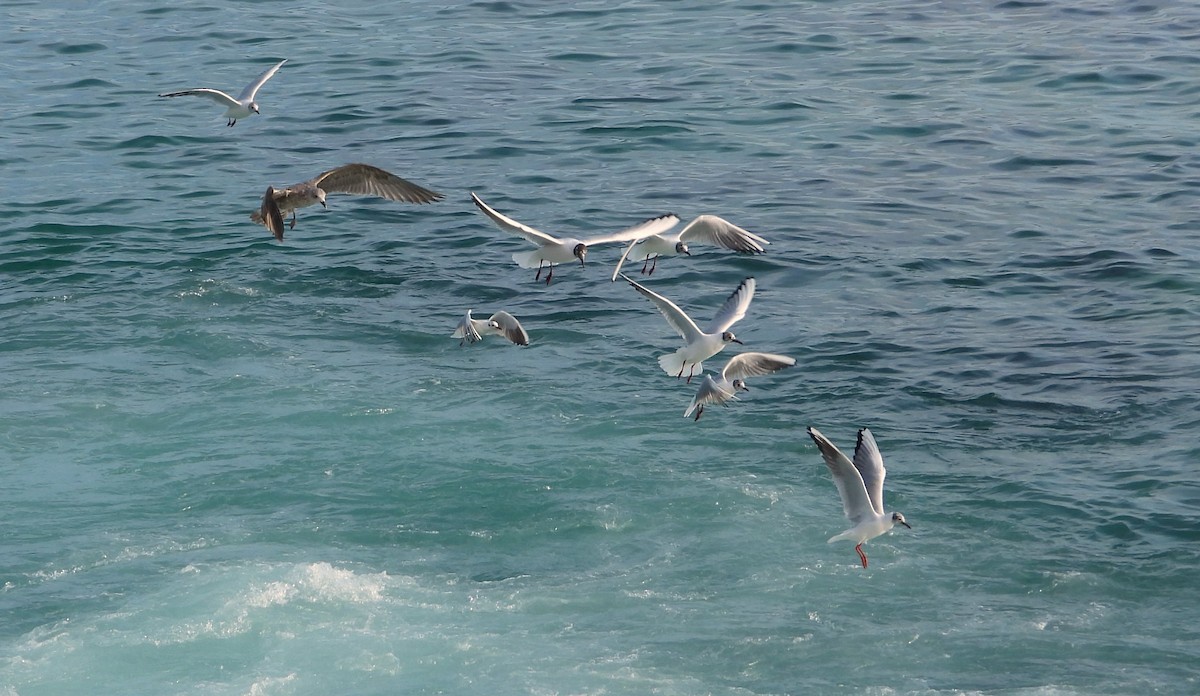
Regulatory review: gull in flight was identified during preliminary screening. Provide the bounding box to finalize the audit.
[452,310,530,346]
[251,163,443,240]
[684,352,795,420]
[159,59,287,127]
[470,193,679,285]
[807,427,910,568]
[621,274,755,381]
[611,215,770,280]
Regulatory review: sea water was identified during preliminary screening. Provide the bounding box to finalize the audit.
[2,1,1199,694]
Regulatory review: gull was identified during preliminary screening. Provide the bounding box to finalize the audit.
[471,192,679,285]
[452,310,529,346]
[807,427,910,568]
[684,352,795,420]
[621,274,755,381]
[159,59,287,127]
[611,215,770,280]
[251,163,443,240]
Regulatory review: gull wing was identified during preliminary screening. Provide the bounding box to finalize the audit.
[451,310,483,343]
[852,428,887,516]
[158,88,240,108]
[489,311,530,346]
[808,427,877,525]
[621,274,704,344]
[471,192,560,246]
[720,352,796,381]
[703,276,756,334]
[679,215,770,253]
[582,213,680,246]
[610,237,647,282]
[310,164,443,203]
[260,187,286,241]
[237,59,287,101]
[683,374,737,418]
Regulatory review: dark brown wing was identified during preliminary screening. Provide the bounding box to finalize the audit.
[260,186,286,241]
[308,163,443,204]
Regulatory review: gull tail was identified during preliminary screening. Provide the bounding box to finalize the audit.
[658,351,700,378]
[512,250,546,270]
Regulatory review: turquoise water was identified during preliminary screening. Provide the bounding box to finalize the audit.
[3,1,1200,694]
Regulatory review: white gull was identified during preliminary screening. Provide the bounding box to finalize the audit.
[159,59,287,127]
[807,426,910,568]
[621,274,755,381]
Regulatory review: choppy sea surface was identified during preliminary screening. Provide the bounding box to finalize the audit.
[3,1,1199,694]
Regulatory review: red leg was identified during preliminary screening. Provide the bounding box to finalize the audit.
[545,265,553,285]
[649,255,658,275]
[855,544,868,568]
[685,363,697,384]
[641,257,650,274]
[535,261,544,281]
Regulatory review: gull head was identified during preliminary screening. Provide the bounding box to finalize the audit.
[487,319,502,332]
[316,189,328,209]
[731,378,749,393]
[250,102,261,114]
[675,241,691,256]
[892,512,911,529]
[573,242,588,267]
[721,330,743,345]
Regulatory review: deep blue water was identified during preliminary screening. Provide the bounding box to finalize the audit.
[3,1,1200,694]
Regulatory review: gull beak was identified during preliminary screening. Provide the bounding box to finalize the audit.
[320,200,328,209]
[900,520,912,529]
[731,338,744,345]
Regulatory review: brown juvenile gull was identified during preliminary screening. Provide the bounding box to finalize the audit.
[451,310,529,346]
[159,59,287,127]
[251,163,444,241]
[683,351,796,420]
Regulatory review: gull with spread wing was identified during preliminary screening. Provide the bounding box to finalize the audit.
[159,59,287,127]
[471,193,679,285]
[807,427,910,568]
[621,274,755,381]
[611,214,770,280]
[452,310,530,346]
[684,352,795,420]
[252,163,443,240]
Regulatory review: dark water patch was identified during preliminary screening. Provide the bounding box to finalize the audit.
[991,156,1095,171]
[866,123,960,138]
[42,42,108,55]
[549,52,623,63]
[994,1,1051,8]
[35,78,118,92]
[753,41,843,54]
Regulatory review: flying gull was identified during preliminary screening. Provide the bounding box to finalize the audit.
[621,274,755,381]
[684,352,795,420]
[452,310,530,346]
[807,427,910,568]
[611,215,770,280]
[159,59,287,127]
[252,163,443,241]
[470,193,679,284]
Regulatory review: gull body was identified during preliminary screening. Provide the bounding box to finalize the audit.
[684,352,795,420]
[251,163,443,240]
[807,426,910,568]
[471,192,679,284]
[452,310,529,346]
[611,215,770,280]
[159,59,287,127]
[622,274,755,381]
